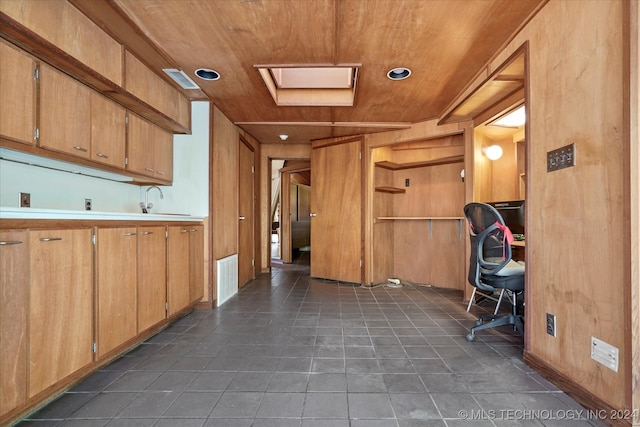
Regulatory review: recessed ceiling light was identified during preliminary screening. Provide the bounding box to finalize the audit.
[279,134,289,141]
[195,68,220,81]
[387,67,411,80]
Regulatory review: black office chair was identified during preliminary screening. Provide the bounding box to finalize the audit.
[463,202,525,342]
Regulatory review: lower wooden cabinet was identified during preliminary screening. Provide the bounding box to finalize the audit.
[28,228,93,398]
[95,227,138,359]
[167,225,204,316]
[137,226,167,333]
[0,230,29,418]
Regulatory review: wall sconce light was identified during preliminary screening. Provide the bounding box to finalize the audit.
[482,145,503,161]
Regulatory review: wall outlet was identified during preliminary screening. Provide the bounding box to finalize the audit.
[405,178,410,187]
[85,198,92,211]
[20,192,31,208]
[546,313,557,337]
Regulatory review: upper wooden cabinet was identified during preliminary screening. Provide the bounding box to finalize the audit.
[0,39,36,146]
[90,92,127,169]
[127,114,174,183]
[38,62,92,158]
[125,51,190,130]
[1,0,122,85]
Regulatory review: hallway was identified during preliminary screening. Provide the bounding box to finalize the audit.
[19,252,604,426]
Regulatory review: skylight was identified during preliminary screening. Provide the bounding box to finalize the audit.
[256,65,360,106]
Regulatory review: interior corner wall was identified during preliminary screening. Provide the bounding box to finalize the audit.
[494,0,627,410]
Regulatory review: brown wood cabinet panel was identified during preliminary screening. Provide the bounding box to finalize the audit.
[0,0,123,85]
[124,51,190,129]
[137,226,167,332]
[311,139,362,284]
[127,114,174,182]
[0,231,29,417]
[28,228,93,398]
[167,226,190,316]
[189,226,205,302]
[39,63,91,158]
[95,227,138,359]
[90,93,126,169]
[0,40,36,146]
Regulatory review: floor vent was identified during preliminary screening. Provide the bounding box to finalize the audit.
[216,254,238,307]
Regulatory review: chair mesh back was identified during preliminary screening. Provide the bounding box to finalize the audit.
[464,202,512,288]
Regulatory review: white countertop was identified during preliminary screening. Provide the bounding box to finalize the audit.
[0,207,205,222]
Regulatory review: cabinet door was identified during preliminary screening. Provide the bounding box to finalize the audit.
[39,63,91,158]
[91,93,126,169]
[167,226,190,316]
[189,226,205,302]
[29,228,93,398]
[0,231,29,417]
[310,140,362,283]
[96,228,137,359]
[127,114,173,182]
[137,226,167,332]
[0,40,36,146]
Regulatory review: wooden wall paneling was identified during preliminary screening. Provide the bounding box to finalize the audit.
[95,227,137,358]
[0,230,28,418]
[189,225,205,303]
[28,228,93,398]
[0,39,36,146]
[476,0,629,411]
[0,0,123,85]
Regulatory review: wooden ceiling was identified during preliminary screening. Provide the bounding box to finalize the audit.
[72,0,544,144]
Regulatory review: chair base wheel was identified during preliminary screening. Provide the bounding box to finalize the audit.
[466,333,475,342]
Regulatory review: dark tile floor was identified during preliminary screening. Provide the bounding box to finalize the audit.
[18,252,605,427]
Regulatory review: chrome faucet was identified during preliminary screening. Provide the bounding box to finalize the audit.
[140,186,164,213]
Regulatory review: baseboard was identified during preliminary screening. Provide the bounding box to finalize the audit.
[524,350,632,427]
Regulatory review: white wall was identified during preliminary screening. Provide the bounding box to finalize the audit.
[0,101,210,215]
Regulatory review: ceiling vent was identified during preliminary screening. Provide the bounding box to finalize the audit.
[162,68,201,90]
[256,65,360,106]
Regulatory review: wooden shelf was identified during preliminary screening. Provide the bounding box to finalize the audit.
[375,186,406,194]
[375,154,464,170]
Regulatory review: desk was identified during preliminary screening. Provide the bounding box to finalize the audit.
[512,240,525,262]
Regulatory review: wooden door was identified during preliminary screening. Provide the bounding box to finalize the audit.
[0,40,35,146]
[90,92,126,169]
[0,230,28,417]
[167,226,190,316]
[137,226,167,332]
[280,172,292,263]
[96,227,137,359]
[29,228,93,398]
[39,63,91,157]
[238,140,254,288]
[311,140,362,283]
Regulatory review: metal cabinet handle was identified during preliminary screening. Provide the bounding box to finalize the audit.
[145,167,154,172]
[309,212,317,217]
[140,231,153,235]
[39,237,62,242]
[0,241,23,245]
[96,152,109,159]
[72,145,88,152]
[156,171,166,175]
[181,229,197,233]
[239,216,246,220]
[123,232,137,236]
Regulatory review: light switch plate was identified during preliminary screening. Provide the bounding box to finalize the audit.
[547,143,575,172]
